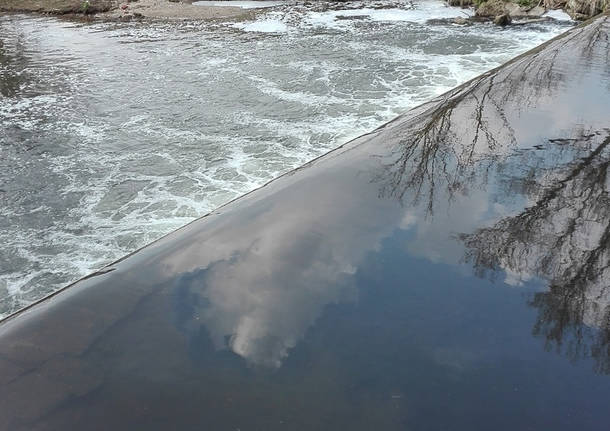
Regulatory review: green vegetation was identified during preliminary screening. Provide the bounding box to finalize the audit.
[517,0,535,7]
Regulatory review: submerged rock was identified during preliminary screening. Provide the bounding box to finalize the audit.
[447,0,475,6]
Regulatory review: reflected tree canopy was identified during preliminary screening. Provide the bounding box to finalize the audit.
[371,15,610,373]
[375,16,609,214]
[461,132,610,373]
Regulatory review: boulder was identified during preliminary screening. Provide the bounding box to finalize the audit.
[528,5,547,16]
[565,0,609,19]
[503,2,528,16]
[475,0,507,17]
[494,12,513,24]
[504,2,547,18]
[475,0,560,22]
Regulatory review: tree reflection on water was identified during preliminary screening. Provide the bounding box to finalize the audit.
[373,15,610,372]
[461,132,610,374]
[375,16,609,215]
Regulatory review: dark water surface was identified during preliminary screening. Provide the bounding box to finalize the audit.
[0,11,609,431]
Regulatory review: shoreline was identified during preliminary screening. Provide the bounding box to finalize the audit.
[0,0,258,22]
[0,0,604,24]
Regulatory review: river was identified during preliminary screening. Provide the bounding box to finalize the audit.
[0,0,572,318]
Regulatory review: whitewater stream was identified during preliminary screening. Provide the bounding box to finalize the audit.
[0,1,573,318]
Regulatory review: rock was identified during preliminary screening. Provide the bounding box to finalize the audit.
[494,13,513,25]
[476,0,574,22]
[475,0,507,17]
[504,2,527,16]
[543,0,568,8]
[504,2,547,18]
[511,17,553,24]
[573,11,589,18]
[427,16,474,25]
[335,14,369,20]
[528,5,547,16]
[448,0,474,6]
[565,0,609,19]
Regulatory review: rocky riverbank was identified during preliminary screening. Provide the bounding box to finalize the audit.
[0,0,606,22]
[450,0,609,22]
[0,0,605,25]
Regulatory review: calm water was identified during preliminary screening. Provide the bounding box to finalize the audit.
[0,1,571,317]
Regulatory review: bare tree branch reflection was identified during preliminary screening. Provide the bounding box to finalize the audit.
[370,16,610,372]
[374,16,609,215]
[460,131,610,373]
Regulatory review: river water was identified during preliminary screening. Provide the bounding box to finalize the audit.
[0,1,572,318]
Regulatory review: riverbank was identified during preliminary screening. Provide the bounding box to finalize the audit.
[1,0,606,22]
[102,0,255,21]
[452,0,609,21]
[0,0,254,21]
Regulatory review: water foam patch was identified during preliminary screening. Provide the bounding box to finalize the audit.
[543,9,574,22]
[233,0,474,34]
[234,16,289,33]
[194,1,286,8]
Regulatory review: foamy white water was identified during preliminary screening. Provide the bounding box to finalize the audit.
[194,1,287,8]
[543,9,574,21]
[0,1,572,318]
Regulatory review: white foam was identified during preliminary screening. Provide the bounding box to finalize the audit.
[332,4,472,24]
[193,1,286,8]
[233,0,474,33]
[543,9,573,22]
[234,18,289,33]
